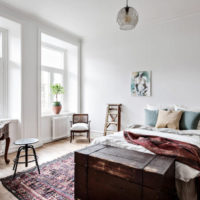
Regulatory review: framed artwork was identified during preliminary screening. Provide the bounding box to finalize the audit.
[131,71,151,96]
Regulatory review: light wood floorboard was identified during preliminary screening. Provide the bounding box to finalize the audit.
[0,137,90,200]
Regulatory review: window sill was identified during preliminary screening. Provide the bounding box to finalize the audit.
[42,112,73,118]
[0,118,18,123]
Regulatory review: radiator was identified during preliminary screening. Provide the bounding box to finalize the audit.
[52,116,70,140]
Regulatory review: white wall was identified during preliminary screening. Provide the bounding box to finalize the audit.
[66,47,80,113]
[82,13,200,133]
[0,4,81,150]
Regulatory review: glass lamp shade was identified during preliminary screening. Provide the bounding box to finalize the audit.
[117,6,139,30]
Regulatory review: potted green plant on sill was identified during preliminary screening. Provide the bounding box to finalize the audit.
[50,84,64,114]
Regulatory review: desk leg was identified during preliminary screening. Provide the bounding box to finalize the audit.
[4,137,10,164]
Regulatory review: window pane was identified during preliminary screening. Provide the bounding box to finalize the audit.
[41,46,64,69]
[41,71,51,114]
[0,32,2,58]
[0,32,3,117]
[53,73,64,103]
[53,73,63,85]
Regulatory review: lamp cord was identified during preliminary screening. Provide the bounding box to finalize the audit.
[126,0,128,7]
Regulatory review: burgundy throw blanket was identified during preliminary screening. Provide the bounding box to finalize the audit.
[124,131,200,171]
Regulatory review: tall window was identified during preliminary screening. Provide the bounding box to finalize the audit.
[0,29,8,118]
[41,44,66,114]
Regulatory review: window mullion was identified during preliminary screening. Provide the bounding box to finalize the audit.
[42,65,64,74]
[50,72,54,104]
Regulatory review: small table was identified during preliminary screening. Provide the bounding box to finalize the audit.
[13,138,40,178]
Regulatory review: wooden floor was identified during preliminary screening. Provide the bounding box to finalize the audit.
[0,137,90,200]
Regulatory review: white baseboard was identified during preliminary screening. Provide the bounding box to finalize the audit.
[91,130,104,138]
[7,145,18,154]
[40,138,52,145]
[0,131,103,156]
[0,144,19,156]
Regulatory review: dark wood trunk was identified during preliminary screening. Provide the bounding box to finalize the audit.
[75,145,177,200]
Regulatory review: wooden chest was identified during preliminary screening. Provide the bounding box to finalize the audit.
[75,145,176,200]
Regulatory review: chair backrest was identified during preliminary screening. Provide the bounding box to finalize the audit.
[73,114,88,124]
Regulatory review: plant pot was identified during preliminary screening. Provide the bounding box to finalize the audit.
[52,102,62,114]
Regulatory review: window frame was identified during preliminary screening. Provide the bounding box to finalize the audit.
[0,28,8,119]
[41,42,67,115]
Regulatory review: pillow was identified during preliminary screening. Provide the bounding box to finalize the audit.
[179,111,200,130]
[145,109,158,127]
[156,110,183,130]
[174,105,187,111]
[174,105,200,112]
[71,123,88,131]
[146,104,174,111]
[174,105,200,130]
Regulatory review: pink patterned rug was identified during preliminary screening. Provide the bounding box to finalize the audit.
[1,153,74,200]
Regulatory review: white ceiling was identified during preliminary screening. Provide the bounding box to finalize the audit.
[1,0,200,38]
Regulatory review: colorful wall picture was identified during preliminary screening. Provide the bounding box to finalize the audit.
[131,71,151,96]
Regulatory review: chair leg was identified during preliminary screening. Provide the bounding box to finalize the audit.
[30,145,40,174]
[88,131,90,143]
[70,131,72,143]
[25,144,28,167]
[13,146,23,179]
[13,146,21,170]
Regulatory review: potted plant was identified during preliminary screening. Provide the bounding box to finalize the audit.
[50,84,64,114]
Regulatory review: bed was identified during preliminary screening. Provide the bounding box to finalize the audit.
[91,125,200,200]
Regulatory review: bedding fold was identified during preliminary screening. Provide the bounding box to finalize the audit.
[124,131,200,171]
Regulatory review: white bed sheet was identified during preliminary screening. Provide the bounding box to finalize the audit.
[91,126,200,182]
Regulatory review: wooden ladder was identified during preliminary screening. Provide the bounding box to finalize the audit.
[104,104,122,136]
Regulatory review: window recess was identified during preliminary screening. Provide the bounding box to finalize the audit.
[41,43,66,115]
[0,28,8,119]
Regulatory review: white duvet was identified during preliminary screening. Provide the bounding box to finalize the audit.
[91,125,200,182]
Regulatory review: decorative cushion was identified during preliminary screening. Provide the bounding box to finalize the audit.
[174,105,200,130]
[71,123,88,131]
[179,111,200,130]
[145,109,158,127]
[156,110,183,130]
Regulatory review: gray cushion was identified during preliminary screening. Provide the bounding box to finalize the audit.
[180,111,200,130]
[145,109,158,127]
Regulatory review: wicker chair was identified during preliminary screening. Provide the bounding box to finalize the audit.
[70,114,91,143]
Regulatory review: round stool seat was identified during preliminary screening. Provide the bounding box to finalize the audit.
[13,138,40,179]
[15,138,39,145]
